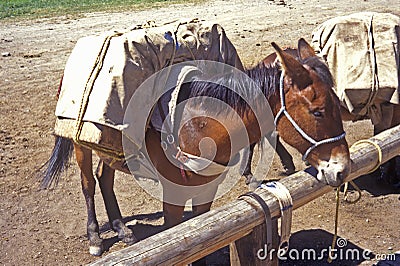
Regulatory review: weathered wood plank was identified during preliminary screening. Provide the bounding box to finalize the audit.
[230,219,279,266]
[89,125,400,265]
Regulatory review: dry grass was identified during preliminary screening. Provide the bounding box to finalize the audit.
[0,0,201,20]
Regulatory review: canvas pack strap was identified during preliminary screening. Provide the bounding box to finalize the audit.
[260,181,293,254]
[239,181,293,255]
[239,191,273,252]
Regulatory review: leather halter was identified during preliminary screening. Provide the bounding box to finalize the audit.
[274,72,346,161]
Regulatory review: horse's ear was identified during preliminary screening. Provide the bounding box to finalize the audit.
[298,38,315,60]
[271,42,312,90]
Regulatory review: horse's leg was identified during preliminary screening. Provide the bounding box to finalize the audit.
[191,185,218,266]
[95,160,137,245]
[393,156,400,187]
[373,103,394,183]
[162,178,218,227]
[239,143,256,184]
[192,203,213,217]
[192,183,218,217]
[74,144,103,256]
[192,200,213,266]
[275,136,295,175]
[192,190,217,216]
[144,128,186,228]
[390,104,400,186]
[240,135,295,187]
[163,202,185,227]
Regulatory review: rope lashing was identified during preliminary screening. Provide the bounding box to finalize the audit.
[343,139,382,204]
[73,32,122,146]
[350,139,383,174]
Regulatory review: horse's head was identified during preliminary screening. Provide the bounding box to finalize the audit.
[271,39,350,187]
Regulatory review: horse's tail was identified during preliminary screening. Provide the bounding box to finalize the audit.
[39,136,74,189]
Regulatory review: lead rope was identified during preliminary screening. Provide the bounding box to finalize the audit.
[328,139,382,263]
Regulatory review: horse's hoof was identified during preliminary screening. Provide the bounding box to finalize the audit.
[122,234,138,246]
[89,245,103,256]
[244,174,254,185]
[248,181,259,191]
[283,168,295,176]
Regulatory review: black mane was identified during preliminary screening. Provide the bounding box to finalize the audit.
[245,64,280,99]
[300,56,335,88]
[186,55,333,116]
[187,64,280,115]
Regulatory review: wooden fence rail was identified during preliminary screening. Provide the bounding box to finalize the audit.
[90,124,400,265]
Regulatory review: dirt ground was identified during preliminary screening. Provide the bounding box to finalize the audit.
[1,0,399,265]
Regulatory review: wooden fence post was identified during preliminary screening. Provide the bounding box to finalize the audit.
[230,219,279,266]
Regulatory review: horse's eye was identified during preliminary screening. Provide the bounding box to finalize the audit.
[313,111,323,117]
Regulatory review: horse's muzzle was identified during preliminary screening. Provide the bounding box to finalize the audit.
[316,154,351,187]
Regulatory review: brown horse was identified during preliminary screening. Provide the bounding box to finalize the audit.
[241,38,400,186]
[40,39,350,256]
